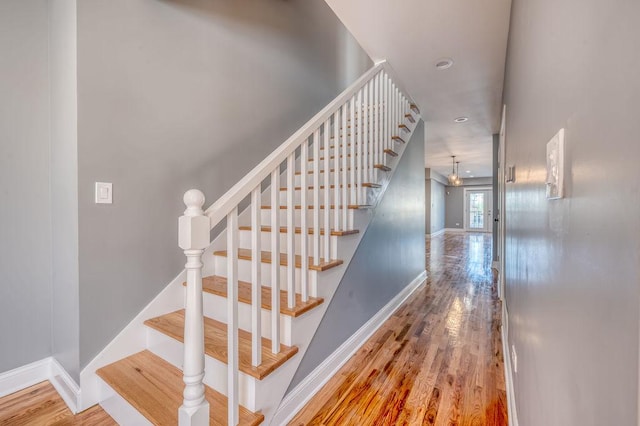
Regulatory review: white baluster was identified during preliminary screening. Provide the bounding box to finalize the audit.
[333,111,340,233]
[250,187,261,367]
[356,89,367,204]
[286,154,295,309]
[178,189,210,426]
[301,138,310,303]
[270,169,280,354]
[312,130,320,267]
[323,119,331,260]
[387,77,392,153]
[341,103,348,229]
[349,96,356,208]
[369,80,374,182]
[363,82,370,185]
[381,73,387,164]
[373,73,379,175]
[226,208,239,426]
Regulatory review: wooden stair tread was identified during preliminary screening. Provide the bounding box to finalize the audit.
[260,204,364,210]
[410,103,420,114]
[238,225,359,237]
[96,350,263,426]
[144,310,298,380]
[404,113,416,123]
[309,150,396,161]
[279,183,381,191]
[383,148,398,157]
[213,249,343,272]
[320,143,352,150]
[374,164,392,172]
[198,275,324,317]
[295,168,352,175]
[398,124,410,131]
[392,136,406,144]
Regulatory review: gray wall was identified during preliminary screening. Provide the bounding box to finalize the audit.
[428,178,445,234]
[288,120,426,390]
[503,0,640,424]
[75,0,372,368]
[0,0,53,373]
[444,177,492,229]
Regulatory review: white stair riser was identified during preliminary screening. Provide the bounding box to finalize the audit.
[145,327,260,411]
[98,378,153,426]
[213,255,323,294]
[259,208,354,228]
[238,229,337,258]
[201,289,294,345]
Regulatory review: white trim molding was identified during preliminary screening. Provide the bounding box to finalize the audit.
[271,270,427,425]
[501,303,519,426]
[0,357,81,413]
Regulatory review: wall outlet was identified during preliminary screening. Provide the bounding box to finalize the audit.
[511,344,518,373]
[456,222,460,226]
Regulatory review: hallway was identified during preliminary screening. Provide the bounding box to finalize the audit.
[290,232,507,425]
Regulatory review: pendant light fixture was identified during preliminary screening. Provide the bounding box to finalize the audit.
[455,161,464,186]
[448,155,458,185]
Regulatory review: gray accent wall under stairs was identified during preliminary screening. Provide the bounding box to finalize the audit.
[288,120,426,391]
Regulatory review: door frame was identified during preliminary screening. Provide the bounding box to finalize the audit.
[463,186,493,232]
[497,105,507,300]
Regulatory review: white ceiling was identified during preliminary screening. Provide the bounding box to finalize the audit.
[324,0,512,178]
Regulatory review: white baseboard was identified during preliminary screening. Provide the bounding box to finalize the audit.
[427,229,445,237]
[271,270,427,425]
[0,357,80,413]
[501,303,519,426]
[444,227,466,233]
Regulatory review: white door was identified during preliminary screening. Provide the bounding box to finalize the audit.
[465,189,493,232]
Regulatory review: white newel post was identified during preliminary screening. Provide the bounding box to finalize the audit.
[178,189,210,426]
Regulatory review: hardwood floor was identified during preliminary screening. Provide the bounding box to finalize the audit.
[0,381,115,425]
[290,232,507,425]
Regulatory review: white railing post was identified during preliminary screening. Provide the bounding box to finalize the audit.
[178,189,210,426]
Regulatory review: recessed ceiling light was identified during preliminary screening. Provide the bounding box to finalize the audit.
[466,170,471,173]
[435,58,454,70]
[454,117,469,123]
[470,175,475,178]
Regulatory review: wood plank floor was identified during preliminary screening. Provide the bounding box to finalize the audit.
[0,381,115,425]
[290,232,507,425]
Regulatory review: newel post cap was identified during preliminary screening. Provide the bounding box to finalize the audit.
[179,189,210,250]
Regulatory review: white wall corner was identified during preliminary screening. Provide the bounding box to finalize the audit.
[0,356,81,413]
[271,270,427,425]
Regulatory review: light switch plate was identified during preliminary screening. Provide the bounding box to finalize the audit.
[95,182,113,204]
[546,128,565,199]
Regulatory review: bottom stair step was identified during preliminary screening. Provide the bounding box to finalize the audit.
[96,350,264,426]
[145,310,298,380]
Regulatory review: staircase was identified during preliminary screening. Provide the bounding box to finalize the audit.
[91,61,420,425]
